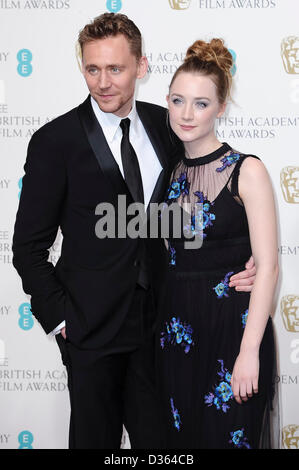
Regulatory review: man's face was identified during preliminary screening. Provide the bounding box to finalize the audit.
[82,34,147,117]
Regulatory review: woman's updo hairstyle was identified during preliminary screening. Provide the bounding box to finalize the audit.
[170,38,233,104]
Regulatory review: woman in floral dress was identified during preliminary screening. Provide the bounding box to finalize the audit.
[156,39,279,449]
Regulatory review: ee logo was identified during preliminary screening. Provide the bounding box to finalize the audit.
[17,49,33,77]
[106,0,122,13]
[18,177,23,199]
[229,49,237,76]
[18,303,34,331]
[18,431,34,449]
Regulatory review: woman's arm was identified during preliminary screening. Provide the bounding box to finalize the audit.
[230,157,279,404]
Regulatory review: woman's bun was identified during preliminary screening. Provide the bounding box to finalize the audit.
[185,38,233,74]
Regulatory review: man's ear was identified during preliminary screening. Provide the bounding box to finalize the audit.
[137,56,148,79]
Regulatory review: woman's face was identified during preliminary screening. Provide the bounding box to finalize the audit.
[167,71,226,148]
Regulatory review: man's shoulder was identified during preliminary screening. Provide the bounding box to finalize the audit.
[136,100,167,117]
[31,99,87,144]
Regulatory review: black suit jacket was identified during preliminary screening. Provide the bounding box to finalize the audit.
[12,96,181,348]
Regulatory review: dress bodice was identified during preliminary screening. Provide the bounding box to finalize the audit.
[163,143,259,273]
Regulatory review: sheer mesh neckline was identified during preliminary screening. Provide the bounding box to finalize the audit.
[183,142,231,167]
[169,143,242,209]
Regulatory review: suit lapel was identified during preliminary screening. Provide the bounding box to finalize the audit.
[136,101,169,170]
[78,97,171,216]
[136,102,169,210]
[78,96,132,201]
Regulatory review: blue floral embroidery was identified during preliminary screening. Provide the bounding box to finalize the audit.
[229,429,251,449]
[170,398,181,431]
[216,153,240,172]
[204,360,233,412]
[183,203,203,240]
[160,316,194,354]
[166,172,189,203]
[194,191,215,238]
[241,309,248,328]
[213,271,234,298]
[168,240,176,267]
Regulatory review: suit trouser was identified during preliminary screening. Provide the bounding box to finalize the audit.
[55,285,163,449]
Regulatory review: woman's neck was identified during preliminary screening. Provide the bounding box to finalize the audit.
[184,137,223,159]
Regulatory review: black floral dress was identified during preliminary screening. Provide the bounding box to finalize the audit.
[156,143,277,449]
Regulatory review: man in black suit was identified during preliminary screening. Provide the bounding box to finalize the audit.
[12,13,255,449]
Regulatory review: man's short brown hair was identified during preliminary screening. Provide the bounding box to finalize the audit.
[78,13,142,60]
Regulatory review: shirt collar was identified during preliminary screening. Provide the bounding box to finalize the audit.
[90,96,138,143]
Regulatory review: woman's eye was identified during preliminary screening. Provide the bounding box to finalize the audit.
[172,97,183,105]
[196,101,207,109]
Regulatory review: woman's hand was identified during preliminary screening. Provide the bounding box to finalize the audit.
[231,349,259,404]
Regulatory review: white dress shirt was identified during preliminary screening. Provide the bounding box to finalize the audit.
[51,96,162,336]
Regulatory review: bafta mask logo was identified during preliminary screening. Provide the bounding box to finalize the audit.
[169,0,191,9]
[280,166,299,203]
[281,296,299,333]
[281,36,299,74]
[282,425,299,449]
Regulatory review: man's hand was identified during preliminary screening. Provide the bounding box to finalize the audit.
[229,256,256,292]
[60,327,66,340]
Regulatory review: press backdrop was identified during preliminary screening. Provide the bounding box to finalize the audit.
[0,0,298,450]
